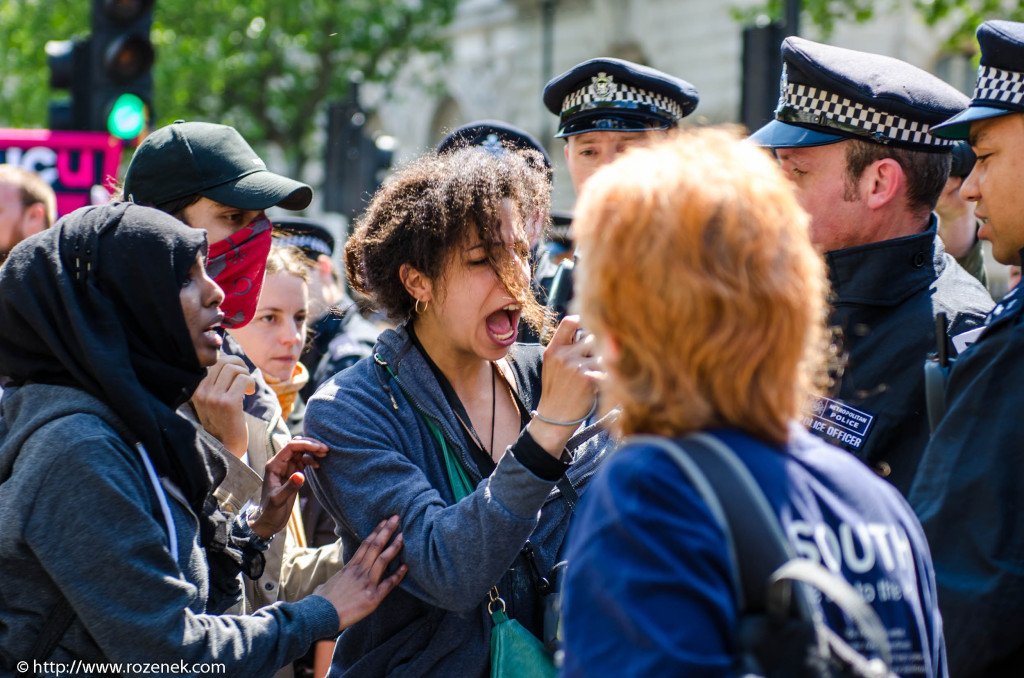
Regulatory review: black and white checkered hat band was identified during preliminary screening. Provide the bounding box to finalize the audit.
[561,74,684,120]
[780,82,953,147]
[549,224,571,241]
[974,64,1024,106]
[275,233,331,257]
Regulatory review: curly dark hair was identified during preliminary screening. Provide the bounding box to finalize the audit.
[345,147,551,328]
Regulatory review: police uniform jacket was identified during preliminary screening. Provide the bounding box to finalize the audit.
[908,249,1024,678]
[805,221,992,495]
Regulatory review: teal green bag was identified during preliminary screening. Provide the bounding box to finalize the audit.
[420,407,557,678]
[488,587,558,678]
[379,358,557,678]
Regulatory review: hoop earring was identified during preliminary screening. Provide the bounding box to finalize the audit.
[415,298,429,315]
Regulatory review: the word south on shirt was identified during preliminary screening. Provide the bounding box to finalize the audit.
[561,426,946,678]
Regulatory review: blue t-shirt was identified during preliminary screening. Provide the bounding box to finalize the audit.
[561,427,946,678]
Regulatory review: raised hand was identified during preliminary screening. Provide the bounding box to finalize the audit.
[528,315,604,457]
[248,436,329,538]
[191,353,254,458]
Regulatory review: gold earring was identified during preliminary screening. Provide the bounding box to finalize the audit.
[415,298,429,314]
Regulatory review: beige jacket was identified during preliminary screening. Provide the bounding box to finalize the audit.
[180,403,346,677]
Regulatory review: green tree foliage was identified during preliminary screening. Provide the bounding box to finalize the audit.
[733,0,1024,48]
[0,1,90,130]
[1,0,460,177]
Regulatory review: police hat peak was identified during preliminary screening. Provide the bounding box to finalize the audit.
[932,20,1024,139]
[436,120,552,170]
[750,37,968,151]
[543,57,698,138]
[272,216,335,259]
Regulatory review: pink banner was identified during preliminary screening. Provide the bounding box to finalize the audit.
[0,129,124,218]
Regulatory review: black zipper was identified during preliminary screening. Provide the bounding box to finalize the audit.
[520,540,552,595]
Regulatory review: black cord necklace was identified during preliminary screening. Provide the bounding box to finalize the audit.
[408,324,505,465]
[489,362,496,458]
[438,361,499,459]
[463,362,500,459]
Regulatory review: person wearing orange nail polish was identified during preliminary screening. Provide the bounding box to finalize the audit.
[0,203,405,676]
[120,122,355,678]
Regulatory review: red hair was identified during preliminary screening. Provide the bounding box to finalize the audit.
[574,127,828,444]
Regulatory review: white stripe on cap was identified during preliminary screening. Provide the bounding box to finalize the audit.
[974,64,1024,105]
[781,81,953,147]
[276,234,331,257]
[561,73,684,120]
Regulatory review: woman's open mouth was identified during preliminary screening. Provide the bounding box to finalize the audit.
[485,303,521,346]
[203,316,225,349]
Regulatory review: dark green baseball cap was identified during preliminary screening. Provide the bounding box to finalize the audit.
[123,120,312,211]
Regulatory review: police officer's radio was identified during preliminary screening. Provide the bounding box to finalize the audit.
[923,312,953,433]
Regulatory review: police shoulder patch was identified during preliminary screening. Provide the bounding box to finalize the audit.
[801,396,876,452]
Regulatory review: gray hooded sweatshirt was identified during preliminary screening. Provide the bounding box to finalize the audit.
[0,383,338,677]
[305,325,612,677]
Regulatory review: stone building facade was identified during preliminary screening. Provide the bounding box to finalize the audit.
[360,0,974,211]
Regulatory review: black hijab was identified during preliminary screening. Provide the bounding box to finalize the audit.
[0,202,218,515]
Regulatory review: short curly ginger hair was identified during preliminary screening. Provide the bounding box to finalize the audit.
[574,127,828,445]
[345,147,550,328]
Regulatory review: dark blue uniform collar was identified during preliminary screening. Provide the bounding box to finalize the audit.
[825,217,942,306]
[983,245,1024,325]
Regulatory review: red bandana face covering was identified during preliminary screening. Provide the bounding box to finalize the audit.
[205,215,273,328]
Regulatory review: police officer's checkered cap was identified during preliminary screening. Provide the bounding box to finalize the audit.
[276,233,331,257]
[436,120,552,170]
[774,37,968,150]
[543,58,698,137]
[972,21,1024,107]
[932,21,1024,138]
[974,65,1024,107]
[271,217,335,258]
[560,77,686,121]
[783,80,953,148]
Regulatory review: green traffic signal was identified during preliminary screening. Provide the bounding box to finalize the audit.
[107,93,146,139]
[91,0,154,137]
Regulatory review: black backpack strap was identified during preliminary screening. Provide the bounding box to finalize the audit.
[556,476,578,513]
[635,433,898,673]
[29,598,75,668]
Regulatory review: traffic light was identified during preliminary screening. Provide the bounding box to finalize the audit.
[364,133,395,197]
[89,0,155,139]
[324,87,395,221]
[324,100,365,218]
[739,22,786,134]
[46,39,92,131]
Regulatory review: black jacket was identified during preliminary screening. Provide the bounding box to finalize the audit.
[802,222,993,495]
[908,251,1024,678]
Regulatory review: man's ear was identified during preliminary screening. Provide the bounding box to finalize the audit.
[864,157,904,210]
[20,202,48,239]
[315,253,333,276]
[399,263,433,304]
[315,253,336,284]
